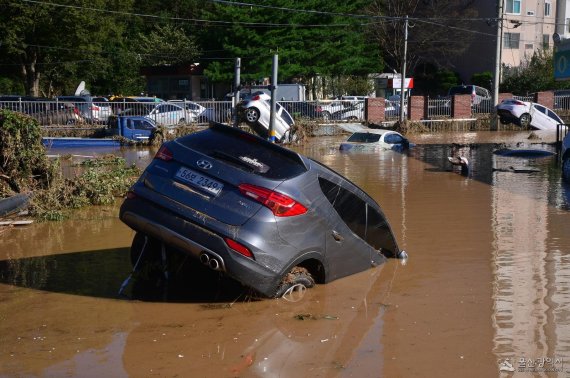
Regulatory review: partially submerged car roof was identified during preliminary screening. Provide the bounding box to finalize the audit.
[175,122,309,180]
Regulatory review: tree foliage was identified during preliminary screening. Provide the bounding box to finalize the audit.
[500,50,570,94]
[135,24,201,67]
[1,0,558,99]
[365,0,478,76]
[201,0,382,97]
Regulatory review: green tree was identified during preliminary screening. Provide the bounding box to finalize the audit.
[135,24,201,67]
[201,0,382,97]
[500,49,570,94]
[0,0,136,96]
[471,71,493,91]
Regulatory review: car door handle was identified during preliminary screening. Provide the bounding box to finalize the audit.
[332,230,344,242]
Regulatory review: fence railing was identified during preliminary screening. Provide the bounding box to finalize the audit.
[2,94,570,126]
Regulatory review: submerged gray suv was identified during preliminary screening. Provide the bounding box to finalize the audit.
[119,123,403,298]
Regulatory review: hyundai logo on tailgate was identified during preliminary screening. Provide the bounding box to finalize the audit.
[196,159,213,170]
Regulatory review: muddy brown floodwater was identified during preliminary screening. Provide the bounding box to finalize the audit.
[1,129,570,377]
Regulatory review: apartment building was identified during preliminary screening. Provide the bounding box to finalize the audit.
[451,1,558,83]
[501,0,556,67]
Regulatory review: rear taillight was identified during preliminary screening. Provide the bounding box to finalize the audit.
[238,183,307,217]
[512,100,525,105]
[224,238,253,258]
[155,145,173,161]
[91,105,100,111]
[252,95,261,101]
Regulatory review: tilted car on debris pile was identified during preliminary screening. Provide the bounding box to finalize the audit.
[237,92,297,142]
[119,123,405,298]
[496,99,566,130]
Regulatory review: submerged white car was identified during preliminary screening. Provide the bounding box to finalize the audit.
[497,99,565,130]
[239,93,296,142]
[339,129,411,151]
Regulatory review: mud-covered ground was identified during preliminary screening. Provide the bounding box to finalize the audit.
[1,129,569,377]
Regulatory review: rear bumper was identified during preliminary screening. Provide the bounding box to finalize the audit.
[119,197,284,297]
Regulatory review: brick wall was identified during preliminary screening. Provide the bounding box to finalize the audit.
[498,93,513,103]
[365,97,385,124]
[452,94,472,118]
[408,95,425,121]
[534,91,554,109]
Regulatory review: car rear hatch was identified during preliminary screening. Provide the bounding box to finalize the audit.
[139,123,309,226]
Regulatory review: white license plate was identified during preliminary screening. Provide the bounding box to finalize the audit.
[175,167,224,196]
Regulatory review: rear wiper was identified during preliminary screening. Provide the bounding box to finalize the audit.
[211,151,270,174]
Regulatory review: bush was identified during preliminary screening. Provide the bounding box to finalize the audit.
[0,109,140,220]
[0,110,58,196]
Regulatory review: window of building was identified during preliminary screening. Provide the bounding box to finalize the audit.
[543,34,550,49]
[545,1,551,16]
[504,33,520,49]
[525,43,533,49]
[506,0,521,14]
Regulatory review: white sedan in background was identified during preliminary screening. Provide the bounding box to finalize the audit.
[168,100,207,122]
[339,129,411,151]
[496,99,565,130]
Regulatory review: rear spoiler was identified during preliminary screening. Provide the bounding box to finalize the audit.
[209,122,308,171]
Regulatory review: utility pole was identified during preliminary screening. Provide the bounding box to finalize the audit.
[268,54,278,143]
[232,58,241,128]
[492,0,504,131]
[399,15,408,123]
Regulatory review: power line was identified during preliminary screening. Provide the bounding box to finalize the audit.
[18,0,371,28]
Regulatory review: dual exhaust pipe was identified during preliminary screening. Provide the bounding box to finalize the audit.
[199,252,224,271]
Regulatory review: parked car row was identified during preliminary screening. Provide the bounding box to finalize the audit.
[0,95,217,127]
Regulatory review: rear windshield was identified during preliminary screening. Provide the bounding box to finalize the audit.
[347,132,381,143]
[177,125,308,180]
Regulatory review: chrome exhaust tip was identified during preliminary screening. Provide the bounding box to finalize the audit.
[209,258,220,271]
[199,253,210,265]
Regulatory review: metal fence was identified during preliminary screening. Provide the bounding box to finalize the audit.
[2,94,570,126]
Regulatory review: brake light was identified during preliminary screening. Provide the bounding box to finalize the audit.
[91,105,100,111]
[224,238,253,258]
[238,183,307,217]
[155,145,173,161]
[252,95,261,101]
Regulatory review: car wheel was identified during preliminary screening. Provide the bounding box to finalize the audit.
[274,266,315,298]
[178,118,186,125]
[244,107,260,124]
[499,117,509,125]
[519,113,531,128]
[322,111,331,121]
